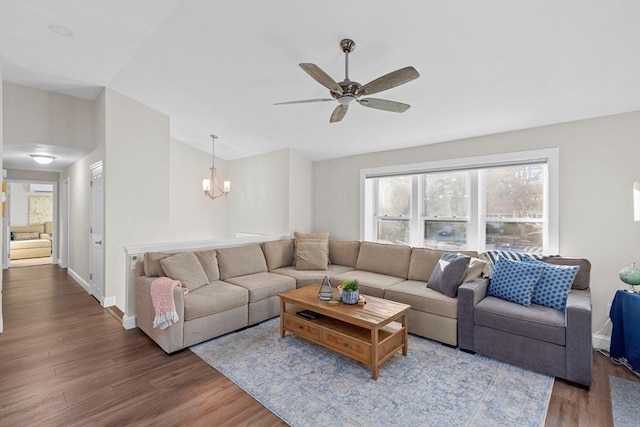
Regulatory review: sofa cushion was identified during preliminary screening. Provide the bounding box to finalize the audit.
[331,270,405,298]
[542,257,591,290]
[355,242,411,279]
[294,231,329,267]
[479,250,546,278]
[384,280,458,319]
[427,253,471,298]
[529,261,580,311]
[487,257,545,307]
[224,272,296,303]
[183,281,249,321]
[144,252,174,277]
[272,265,354,288]
[262,239,294,271]
[474,296,566,346]
[329,240,361,268]
[193,249,220,282]
[296,240,329,270]
[407,248,444,281]
[160,252,209,292]
[217,244,268,280]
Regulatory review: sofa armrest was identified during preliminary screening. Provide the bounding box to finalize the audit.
[136,276,185,353]
[457,278,489,351]
[565,288,592,387]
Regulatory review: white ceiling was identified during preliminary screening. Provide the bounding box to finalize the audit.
[1,0,639,167]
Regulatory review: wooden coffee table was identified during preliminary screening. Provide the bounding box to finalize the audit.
[278,284,410,379]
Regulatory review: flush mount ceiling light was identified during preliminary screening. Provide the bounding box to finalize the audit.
[48,24,74,37]
[202,135,230,200]
[30,155,56,165]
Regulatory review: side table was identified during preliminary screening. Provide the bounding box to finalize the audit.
[609,290,640,372]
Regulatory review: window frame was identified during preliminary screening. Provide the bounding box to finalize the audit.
[360,148,559,253]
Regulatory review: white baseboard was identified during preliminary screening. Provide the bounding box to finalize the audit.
[68,268,90,293]
[592,333,611,351]
[102,296,116,307]
[123,315,137,330]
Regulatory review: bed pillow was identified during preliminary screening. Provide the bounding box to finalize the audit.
[427,253,471,298]
[530,261,580,311]
[13,232,40,240]
[487,257,545,307]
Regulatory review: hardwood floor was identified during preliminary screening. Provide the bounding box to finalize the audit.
[1,264,638,426]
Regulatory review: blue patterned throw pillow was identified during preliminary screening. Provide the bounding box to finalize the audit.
[488,257,545,306]
[530,262,580,311]
[479,250,546,278]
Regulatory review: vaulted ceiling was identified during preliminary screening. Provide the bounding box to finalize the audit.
[1,1,639,168]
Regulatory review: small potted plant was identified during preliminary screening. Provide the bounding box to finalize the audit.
[339,279,359,304]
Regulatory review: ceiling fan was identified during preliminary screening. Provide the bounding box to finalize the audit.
[275,39,420,123]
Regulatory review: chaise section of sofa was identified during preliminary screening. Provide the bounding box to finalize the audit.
[457,257,592,387]
[136,249,249,354]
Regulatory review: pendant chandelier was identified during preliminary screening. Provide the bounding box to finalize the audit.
[202,134,230,200]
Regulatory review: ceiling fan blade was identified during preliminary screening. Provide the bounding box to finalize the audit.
[358,98,411,113]
[299,63,343,95]
[274,98,334,105]
[329,104,349,123]
[357,66,420,97]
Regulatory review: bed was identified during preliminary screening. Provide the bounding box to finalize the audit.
[10,223,52,260]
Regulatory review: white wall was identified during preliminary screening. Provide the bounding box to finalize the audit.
[168,138,230,240]
[8,182,29,225]
[3,83,95,151]
[63,143,104,282]
[314,111,640,336]
[1,67,4,333]
[103,88,171,310]
[227,149,290,236]
[288,149,313,233]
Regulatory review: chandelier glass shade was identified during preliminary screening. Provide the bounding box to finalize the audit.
[202,135,230,200]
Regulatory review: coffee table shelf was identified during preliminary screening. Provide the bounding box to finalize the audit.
[278,285,410,379]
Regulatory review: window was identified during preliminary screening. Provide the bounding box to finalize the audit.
[362,149,558,253]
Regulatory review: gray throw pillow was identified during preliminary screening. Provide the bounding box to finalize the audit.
[427,253,471,297]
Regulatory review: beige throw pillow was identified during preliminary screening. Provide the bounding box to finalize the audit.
[294,231,329,268]
[193,249,220,282]
[160,252,209,292]
[463,257,487,283]
[296,240,329,270]
[144,252,174,277]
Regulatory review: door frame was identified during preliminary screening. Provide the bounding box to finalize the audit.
[89,161,105,303]
[3,179,59,267]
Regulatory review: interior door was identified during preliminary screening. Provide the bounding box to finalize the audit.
[89,162,104,303]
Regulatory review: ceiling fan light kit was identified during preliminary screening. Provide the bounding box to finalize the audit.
[275,38,420,123]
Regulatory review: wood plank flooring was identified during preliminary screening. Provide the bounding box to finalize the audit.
[1,264,638,426]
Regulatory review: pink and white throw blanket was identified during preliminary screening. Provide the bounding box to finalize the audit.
[150,277,189,329]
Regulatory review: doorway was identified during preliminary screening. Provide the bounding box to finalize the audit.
[5,181,58,268]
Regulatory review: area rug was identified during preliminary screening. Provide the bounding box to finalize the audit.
[191,319,553,427]
[610,376,640,426]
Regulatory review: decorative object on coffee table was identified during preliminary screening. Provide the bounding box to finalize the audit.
[318,276,333,300]
[619,262,640,293]
[340,279,359,304]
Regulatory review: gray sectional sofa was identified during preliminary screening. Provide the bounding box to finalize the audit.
[135,237,592,387]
